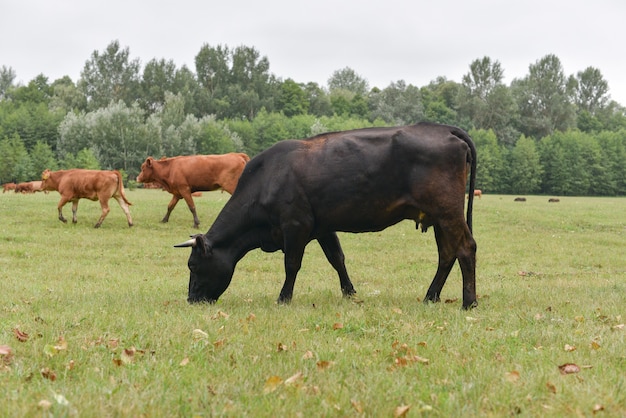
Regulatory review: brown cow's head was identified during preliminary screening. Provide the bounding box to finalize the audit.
[41,169,52,189]
[136,157,155,183]
[175,234,234,303]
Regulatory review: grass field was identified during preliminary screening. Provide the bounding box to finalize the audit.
[1,189,624,417]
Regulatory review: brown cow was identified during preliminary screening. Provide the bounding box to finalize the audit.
[2,182,17,193]
[137,153,250,228]
[15,181,43,193]
[468,189,482,199]
[41,169,133,228]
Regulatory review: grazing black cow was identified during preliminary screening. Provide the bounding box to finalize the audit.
[175,123,478,309]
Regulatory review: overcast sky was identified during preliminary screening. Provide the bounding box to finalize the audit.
[2,0,626,105]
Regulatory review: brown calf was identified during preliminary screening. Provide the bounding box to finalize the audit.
[2,182,17,193]
[41,169,133,228]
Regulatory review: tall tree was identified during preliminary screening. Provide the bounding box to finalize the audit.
[79,40,141,110]
[0,65,16,100]
[368,80,424,124]
[512,54,575,139]
[328,67,369,96]
[507,135,542,194]
[141,58,179,112]
[459,57,518,145]
[276,79,308,117]
[571,67,609,115]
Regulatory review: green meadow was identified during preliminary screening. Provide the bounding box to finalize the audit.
[1,190,624,417]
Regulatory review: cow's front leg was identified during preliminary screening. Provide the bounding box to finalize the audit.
[317,232,356,298]
[181,193,200,228]
[57,198,70,223]
[162,195,180,223]
[278,228,309,304]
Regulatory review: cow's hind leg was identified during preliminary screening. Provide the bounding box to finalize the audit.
[114,196,133,227]
[424,221,477,309]
[95,198,110,228]
[56,197,70,223]
[317,232,356,297]
[181,194,201,229]
[71,200,80,224]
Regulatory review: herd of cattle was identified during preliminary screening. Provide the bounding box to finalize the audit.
[9,123,572,308]
[2,123,566,307]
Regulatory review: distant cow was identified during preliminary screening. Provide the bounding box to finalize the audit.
[137,153,250,228]
[175,123,478,309]
[2,182,16,193]
[15,181,43,194]
[41,169,133,228]
[548,198,560,203]
[514,197,526,202]
[468,189,482,199]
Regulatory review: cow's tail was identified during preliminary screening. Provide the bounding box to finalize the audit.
[452,127,476,233]
[115,170,133,206]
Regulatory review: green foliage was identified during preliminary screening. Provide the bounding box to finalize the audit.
[507,135,543,194]
[0,134,32,182]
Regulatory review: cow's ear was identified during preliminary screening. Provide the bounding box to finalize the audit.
[194,234,213,257]
[146,157,153,167]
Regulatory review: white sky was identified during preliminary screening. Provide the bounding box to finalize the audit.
[2,0,626,105]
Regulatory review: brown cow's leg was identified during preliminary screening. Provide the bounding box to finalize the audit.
[95,198,111,228]
[114,196,133,227]
[71,200,79,224]
[181,194,200,228]
[162,195,181,224]
[317,232,356,297]
[57,198,69,223]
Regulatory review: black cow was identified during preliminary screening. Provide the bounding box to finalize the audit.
[175,122,478,309]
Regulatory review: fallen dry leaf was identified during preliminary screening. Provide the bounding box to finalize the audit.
[54,336,67,351]
[590,340,601,350]
[592,404,605,413]
[211,310,230,320]
[0,345,13,365]
[564,344,576,352]
[332,322,344,330]
[13,327,29,342]
[213,339,226,349]
[316,360,334,370]
[284,371,303,386]
[263,375,283,393]
[351,399,363,413]
[40,367,57,381]
[558,363,581,375]
[179,357,190,366]
[66,360,75,371]
[505,370,520,382]
[277,342,288,352]
[612,323,624,330]
[38,400,52,410]
[394,404,411,417]
[546,381,557,394]
[192,329,209,342]
[444,298,458,304]
[302,350,314,360]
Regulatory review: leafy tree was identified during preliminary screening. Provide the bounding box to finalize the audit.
[302,82,332,117]
[507,135,542,194]
[512,54,575,139]
[30,141,58,175]
[49,76,87,113]
[276,79,308,117]
[0,65,16,100]
[571,67,609,115]
[61,148,101,170]
[419,77,460,125]
[368,81,423,124]
[469,129,505,193]
[459,57,518,145]
[0,134,32,182]
[79,40,141,110]
[141,58,180,112]
[328,67,369,96]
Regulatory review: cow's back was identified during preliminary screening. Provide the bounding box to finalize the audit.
[165,154,248,192]
[235,124,472,233]
[57,170,119,199]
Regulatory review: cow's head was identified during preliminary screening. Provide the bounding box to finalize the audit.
[40,169,52,190]
[174,234,234,303]
[136,157,155,183]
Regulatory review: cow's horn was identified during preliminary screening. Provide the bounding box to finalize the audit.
[174,237,197,248]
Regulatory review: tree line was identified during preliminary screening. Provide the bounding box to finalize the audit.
[1,40,625,195]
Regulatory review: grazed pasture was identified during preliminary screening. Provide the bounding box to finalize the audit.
[1,190,624,416]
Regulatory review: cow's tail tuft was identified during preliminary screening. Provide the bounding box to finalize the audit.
[452,127,476,233]
[115,170,133,206]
